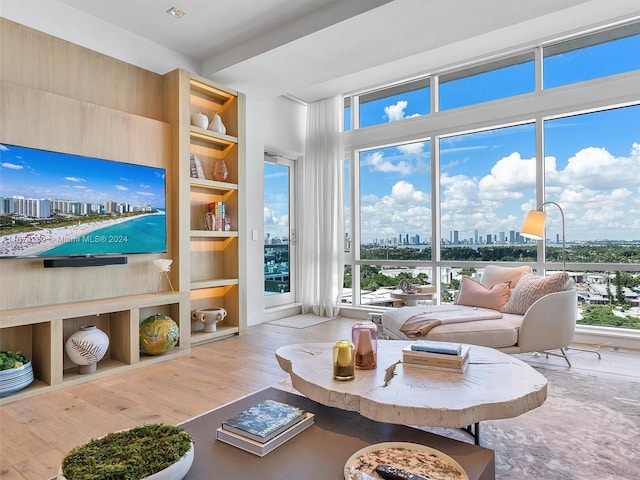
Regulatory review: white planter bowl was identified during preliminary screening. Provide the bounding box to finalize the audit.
[58,438,194,480]
[0,361,34,397]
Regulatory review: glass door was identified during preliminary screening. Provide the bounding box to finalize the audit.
[264,154,296,307]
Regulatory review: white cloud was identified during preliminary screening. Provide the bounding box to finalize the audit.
[115,185,128,191]
[397,142,424,155]
[558,146,639,190]
[264,206,276,224]
[1,162,23,170]
[360,180,431,241]
[391,180,427,204]
[365,151,413,175]
[384,101,407,122]
[64,176,85,183]
[478,152,535,199]
[440,173,480,210]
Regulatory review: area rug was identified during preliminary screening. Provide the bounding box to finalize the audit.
[274,367,639,479]
[267,313,337,328]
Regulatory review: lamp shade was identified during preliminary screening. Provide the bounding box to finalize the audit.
[520,210,547,240]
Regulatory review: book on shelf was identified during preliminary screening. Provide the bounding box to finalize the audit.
[410,340,463,355]
[207,201,227,231]
[221,399,306,443]
[216,411,315,457]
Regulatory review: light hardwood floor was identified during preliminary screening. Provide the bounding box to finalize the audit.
[1,317,638,480]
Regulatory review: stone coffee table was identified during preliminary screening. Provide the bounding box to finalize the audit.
[276,340,547,444]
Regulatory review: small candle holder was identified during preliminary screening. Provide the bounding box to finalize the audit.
[352,321,378,370]
[333,340,355,381]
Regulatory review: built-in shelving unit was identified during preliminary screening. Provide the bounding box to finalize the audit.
[164,69,246,345]
[0,292,189,405]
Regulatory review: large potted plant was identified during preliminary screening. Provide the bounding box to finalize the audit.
[58,423,194,480]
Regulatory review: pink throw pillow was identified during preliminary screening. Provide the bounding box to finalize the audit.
[455,276,511,311]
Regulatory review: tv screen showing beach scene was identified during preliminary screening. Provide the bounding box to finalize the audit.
[0,143,167,258]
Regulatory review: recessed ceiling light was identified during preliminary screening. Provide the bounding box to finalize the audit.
[166,7,186,18]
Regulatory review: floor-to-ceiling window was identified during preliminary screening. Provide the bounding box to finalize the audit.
[264,155,296,307]
[343,20,640,333]
[439,123,537,261]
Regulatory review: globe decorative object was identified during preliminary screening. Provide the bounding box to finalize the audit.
[140,313,180,356]
[65,325,109,374]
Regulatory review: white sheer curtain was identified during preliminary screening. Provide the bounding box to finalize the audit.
[298,96,344,317]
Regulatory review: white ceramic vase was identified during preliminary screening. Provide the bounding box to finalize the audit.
[208,113,226,134]
[65,325,109,374]
[190,112,208,129]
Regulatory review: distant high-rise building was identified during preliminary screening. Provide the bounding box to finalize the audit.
[474,229,479,244]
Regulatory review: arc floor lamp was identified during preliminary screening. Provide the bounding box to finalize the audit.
[520,201,566,271]
[519,201,601,362]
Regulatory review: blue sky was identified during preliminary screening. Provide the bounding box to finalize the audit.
[354,33,640,244]
[357,102,639,244]
[266,30,640,244]
[0,144,166,210]
[264,162,290,240]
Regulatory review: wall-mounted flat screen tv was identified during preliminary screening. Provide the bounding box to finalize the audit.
[0,143,167,258]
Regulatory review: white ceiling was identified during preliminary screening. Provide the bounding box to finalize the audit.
[3,0,640,102]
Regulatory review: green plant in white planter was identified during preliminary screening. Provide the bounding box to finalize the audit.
[59,423,194,480]
[0,351,34,397]
[0,351,29,370]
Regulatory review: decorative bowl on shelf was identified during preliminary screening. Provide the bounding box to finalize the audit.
[140,313,180,355]
[0,352,34,397]
[191,307,227,332]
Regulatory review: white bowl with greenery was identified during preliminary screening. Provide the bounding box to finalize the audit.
[58,423,194,480]
[0,351,34,397]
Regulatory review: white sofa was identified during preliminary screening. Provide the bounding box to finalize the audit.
[381,266,578,362]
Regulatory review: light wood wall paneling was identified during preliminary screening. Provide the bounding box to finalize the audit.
[0,80,172,310]
[0,18,164,121]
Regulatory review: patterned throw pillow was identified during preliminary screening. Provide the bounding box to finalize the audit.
[455,276,511,310]
[500,272,570,315]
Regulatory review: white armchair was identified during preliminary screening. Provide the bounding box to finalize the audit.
[499,288,577,364]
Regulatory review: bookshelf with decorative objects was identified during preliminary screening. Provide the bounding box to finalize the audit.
[163,69,246,346]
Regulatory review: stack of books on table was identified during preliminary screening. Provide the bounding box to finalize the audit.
[402,340,471,373]
[216,399,314,456]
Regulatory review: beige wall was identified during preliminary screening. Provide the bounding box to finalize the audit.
[0,19,175,309]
